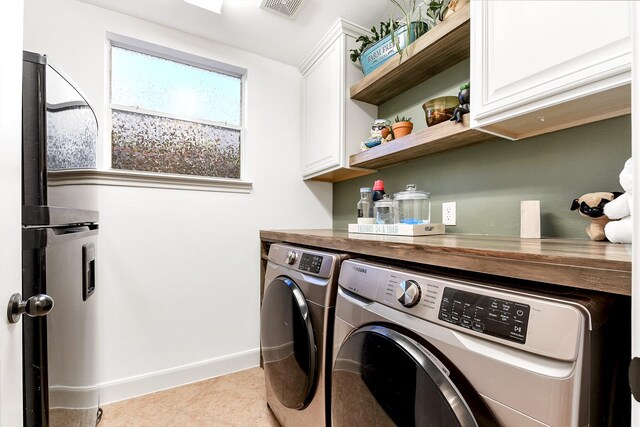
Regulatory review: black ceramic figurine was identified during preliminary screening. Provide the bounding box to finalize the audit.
[450,82,470,123]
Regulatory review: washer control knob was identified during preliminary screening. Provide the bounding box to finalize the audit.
[286,250,297,265]
[396,280,421,307]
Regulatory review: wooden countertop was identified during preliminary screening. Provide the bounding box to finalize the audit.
[260,229,632,296]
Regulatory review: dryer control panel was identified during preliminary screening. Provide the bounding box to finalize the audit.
[439,288,531,344]
[298,253,324,274]
[268,244,337,278]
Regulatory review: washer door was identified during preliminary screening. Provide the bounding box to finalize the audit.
[261,276,317,410]
[332,325,478,427]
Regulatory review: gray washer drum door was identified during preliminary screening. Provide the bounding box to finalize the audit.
[261,276,317,410]
[332,325,499,427]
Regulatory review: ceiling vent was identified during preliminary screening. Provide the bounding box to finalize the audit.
[260,0,307,19]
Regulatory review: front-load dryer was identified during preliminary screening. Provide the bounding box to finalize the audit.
[332,259,629,427]
[261,244,348,427]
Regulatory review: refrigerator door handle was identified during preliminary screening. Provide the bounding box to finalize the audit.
[7,293,54,323]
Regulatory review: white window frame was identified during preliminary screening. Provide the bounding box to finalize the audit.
[101,33,251,193]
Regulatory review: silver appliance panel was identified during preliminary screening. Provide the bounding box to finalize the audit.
[338,259,586,361]
[262,243,347,427]
[268,243,338,279]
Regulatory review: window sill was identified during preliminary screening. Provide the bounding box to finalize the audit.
[48,169,253,194]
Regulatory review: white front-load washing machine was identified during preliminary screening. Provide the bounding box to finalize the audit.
[332,259,629,427]
[261,244,348,427]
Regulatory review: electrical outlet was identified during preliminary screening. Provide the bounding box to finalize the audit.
[442,202,456,226]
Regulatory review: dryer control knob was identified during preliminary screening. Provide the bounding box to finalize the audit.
[396,280,421,308]
[286,250,297,265]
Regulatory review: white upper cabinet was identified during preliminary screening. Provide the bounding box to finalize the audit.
[300,19,377,182]
[471,1,631,140]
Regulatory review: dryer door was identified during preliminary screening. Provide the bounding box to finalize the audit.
[260,276,317,410]
[332,325,478,427]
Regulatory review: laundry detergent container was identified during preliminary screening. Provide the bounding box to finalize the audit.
[394,184,431,224]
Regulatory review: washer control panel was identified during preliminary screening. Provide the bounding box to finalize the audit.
[338,259,585,361]
[439,287,530,344]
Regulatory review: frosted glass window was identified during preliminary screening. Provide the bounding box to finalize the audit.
[46,67,97,170]
[109,42,244,179]
[111,46,241,125]
[112,110,240,178]
[48,107,98,170]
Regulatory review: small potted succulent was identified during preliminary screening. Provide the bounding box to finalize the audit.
[392,115,413,139]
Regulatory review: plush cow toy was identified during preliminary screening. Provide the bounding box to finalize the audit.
[604,158,633,244]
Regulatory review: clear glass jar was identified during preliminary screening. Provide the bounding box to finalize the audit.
[374,194,398,225]
[357,187,374,223]
[394,184,431,224]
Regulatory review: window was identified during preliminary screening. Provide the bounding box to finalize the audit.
[109,40,244,179]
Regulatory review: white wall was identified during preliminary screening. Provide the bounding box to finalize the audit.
[23,0,332,404]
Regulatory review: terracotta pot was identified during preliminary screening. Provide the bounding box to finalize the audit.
[392,121,413,139]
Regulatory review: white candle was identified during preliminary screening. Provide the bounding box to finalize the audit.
[521,200,541,239]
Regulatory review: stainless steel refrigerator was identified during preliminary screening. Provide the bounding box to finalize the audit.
[18,51,101,427]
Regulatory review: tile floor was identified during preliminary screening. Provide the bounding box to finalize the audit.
[100,367,279,426]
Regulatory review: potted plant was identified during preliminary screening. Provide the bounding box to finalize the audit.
[390,0,450,60]
[392,115,413,138]
[423,0,451,27]
[349,21,394,64]
[350,0,451,75]
[352,19,426,75]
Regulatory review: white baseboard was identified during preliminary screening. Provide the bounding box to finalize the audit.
[100,347,261,405]
[51,348,261,408]
[50,385,100,410]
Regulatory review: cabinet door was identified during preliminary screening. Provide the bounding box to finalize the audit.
[471,0,631,139]
[302,41,341,177]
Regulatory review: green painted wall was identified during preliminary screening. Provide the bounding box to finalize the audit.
[333,60,631,238]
